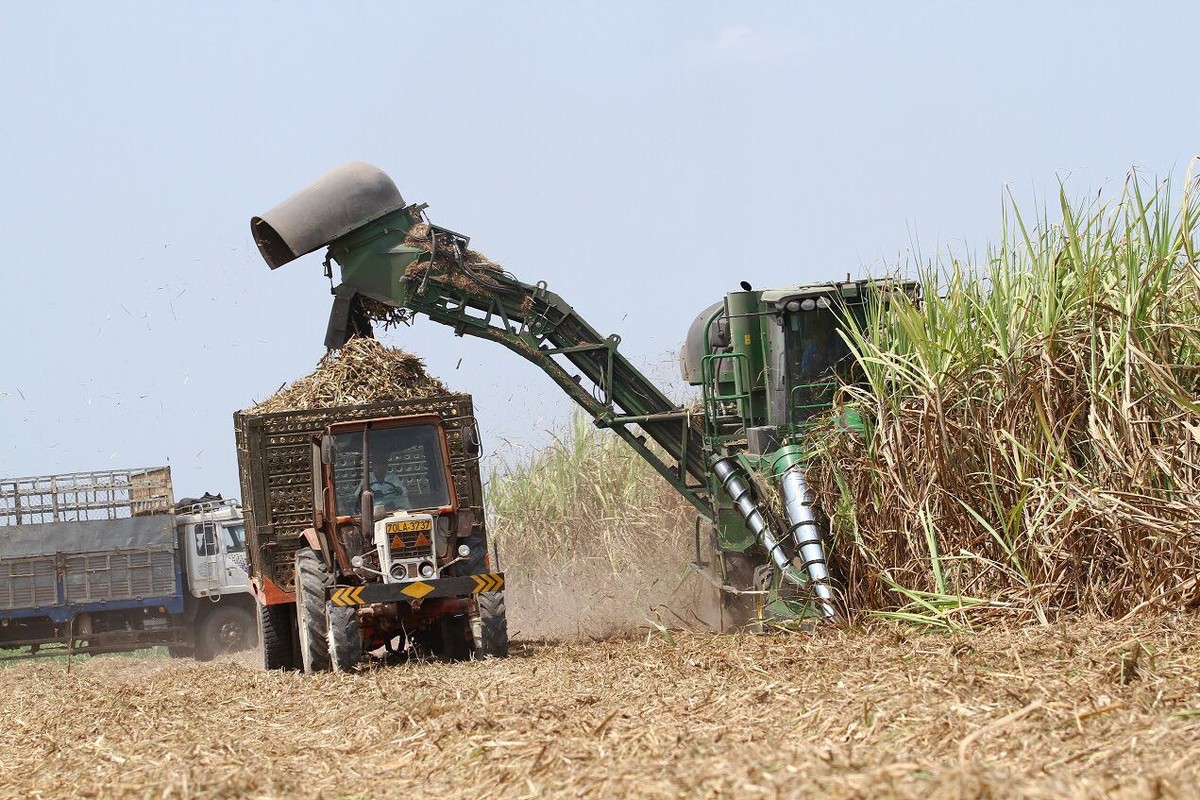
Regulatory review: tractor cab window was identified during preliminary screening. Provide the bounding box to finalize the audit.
[331,424,452,516]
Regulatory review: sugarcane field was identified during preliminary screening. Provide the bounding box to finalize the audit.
[3,7,1200,800]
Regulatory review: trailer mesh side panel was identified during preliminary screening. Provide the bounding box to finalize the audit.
[0,468,172,526]
[235,395,484,593]
[0,557,57,610]
[63,548,177,604]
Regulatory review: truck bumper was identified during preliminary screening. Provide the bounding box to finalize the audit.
[327,573,504,607]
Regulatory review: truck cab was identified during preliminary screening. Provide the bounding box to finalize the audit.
[171,497,258,659]
[175,499,250,599]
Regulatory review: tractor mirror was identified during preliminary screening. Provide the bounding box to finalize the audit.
[360,489,375,540]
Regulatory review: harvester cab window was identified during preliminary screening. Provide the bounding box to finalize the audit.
[331,424,452,516]
[787,308,852,421]
[792,309,850,381]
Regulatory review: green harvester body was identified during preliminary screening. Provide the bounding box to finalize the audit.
[250,162,913,629]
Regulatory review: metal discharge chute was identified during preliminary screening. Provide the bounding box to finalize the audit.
[250,162,917,628]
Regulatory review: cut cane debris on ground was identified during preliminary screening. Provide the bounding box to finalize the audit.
[1,616,1197,799]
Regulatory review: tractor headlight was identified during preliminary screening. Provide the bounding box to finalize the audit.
[457,544,471,558]
[418,561,436,578]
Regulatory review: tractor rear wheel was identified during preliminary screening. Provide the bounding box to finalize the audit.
[326,603,362,672]
[295,548,332,673]
[257,601,298,671]
[473,592,508,658]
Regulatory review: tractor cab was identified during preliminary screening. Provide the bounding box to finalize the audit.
[315,416,460,585]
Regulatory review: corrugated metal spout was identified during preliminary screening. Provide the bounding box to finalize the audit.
[778,466,837,620]
[710,457,804,587]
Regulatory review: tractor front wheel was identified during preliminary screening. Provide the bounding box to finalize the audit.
[326,603,362,672]
[295,548,332,673]
[472,592,509,659]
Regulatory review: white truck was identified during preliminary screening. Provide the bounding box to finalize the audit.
[0,467,257,659]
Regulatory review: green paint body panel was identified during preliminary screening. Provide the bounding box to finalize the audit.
[725,291,767,422]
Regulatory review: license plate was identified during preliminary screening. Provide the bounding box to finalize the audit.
[386,519,432,534]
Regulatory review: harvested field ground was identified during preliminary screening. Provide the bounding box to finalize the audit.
[2,616,1198,800]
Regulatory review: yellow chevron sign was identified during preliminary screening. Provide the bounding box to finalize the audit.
[401,581,434,599]
[471,573,504,593]
[330,586,366,606]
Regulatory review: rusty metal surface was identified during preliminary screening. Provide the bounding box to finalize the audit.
[235,395,484,593]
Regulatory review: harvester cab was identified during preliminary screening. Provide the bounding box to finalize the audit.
[251,162,916,629]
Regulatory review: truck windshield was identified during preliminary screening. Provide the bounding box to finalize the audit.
[331,424,452,516]
[222,523,246,554]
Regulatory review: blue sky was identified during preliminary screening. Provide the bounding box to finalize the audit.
[1,3,1197,496]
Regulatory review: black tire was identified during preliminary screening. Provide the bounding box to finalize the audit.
[434,614,473,661]
[295,548,332,673]
[167,645,194,659]
[199,605,257,659]
[473,592,508,658]
[326,603,362,672]
[257,601,299,671]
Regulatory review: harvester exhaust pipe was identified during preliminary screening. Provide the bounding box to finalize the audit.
[777,466,837,620]
[711,457,807,590]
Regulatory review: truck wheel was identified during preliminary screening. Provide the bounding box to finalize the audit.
[295,548,332,673]
[326,603,362,672]
[473,592,509,658]
[201,606,257,659]
[257,601,299,671]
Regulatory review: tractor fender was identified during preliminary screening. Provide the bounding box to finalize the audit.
[300,528,323,553]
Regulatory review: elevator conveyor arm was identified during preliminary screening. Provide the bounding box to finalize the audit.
[351,224,712,516]
[248,162,709,515]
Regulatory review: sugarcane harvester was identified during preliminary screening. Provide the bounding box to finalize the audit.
[251,163,910,627]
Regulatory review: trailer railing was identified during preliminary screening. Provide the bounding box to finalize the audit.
[0,468,173,526]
